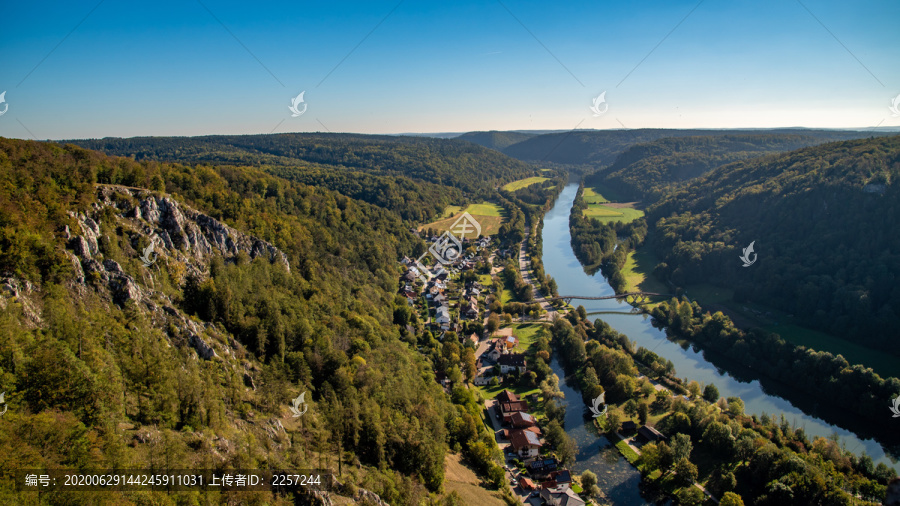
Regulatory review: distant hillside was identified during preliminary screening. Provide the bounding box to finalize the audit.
[456,130,536,150]
[501,128,884,167]
[594,133,863,201]
[65,133,539,222]
[646,135,900,354]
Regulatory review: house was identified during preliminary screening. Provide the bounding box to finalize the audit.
[539,487,585,506]
[540,469,573,489]
[499,353,526,374]
[485,340,503,362]
[474,372,493,386]
[497,390,519,405]
[467,332,479,346]
[435,306,451,330]
[637,425,666,443]
[501,335,518,351]
[509,411,537,428]
[509,428,542,458]
[500,401,530,421]
[519,477,536,491]
[527,457,559,474]
[621,420,637,432]
[434,371,450,388]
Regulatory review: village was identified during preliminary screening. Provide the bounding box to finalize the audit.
[398,232,595,505]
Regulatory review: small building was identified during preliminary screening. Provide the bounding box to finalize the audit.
[500,401,530,416]
[621,420,637,432]
[509,429,542,458]
[496,390,519,405]
[539,487,584,506]
[519,477,536,491]
[637,425,666,443]
[527,457,559,474]
[499,353,526,374]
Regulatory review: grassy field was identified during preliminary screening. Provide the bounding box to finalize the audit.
[581,186,644,224]
[508,323,547,353]
[582,187,609,204]
[502,176,549,191]
[582,204,644,223]
[443,453,507,506]
[764,323,899,379]
[420,202,506,237]
[621,249,670,305]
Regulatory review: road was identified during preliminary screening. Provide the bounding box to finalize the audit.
[517,231,560,319]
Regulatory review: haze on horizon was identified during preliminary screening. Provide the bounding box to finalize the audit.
[1,0,898,140]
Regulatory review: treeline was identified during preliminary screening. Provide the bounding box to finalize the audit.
[500,128,880,166]
[592,134,848,202]
[646,135,900,355]
[569,184,647,291]
[0,138,469,503]
[550,309,895,504]
[527,219,559,299]
[67,133,540,224]
[650,297,900,442]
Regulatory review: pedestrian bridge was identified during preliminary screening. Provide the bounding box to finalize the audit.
[544,292,672,305]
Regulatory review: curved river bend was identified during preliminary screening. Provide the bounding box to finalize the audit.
[539,184,897,504]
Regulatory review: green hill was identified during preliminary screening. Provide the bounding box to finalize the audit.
[646,135,900,355]
[67,133,538,223]
[501,128,884,167]
[594,133,858,201]
[0,137,487,503]
[456,130,536,150]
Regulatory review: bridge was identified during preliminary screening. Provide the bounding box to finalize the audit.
[544,292,672,305]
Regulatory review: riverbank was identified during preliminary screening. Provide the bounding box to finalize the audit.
[542,183,898,473]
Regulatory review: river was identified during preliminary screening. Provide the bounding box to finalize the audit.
[539,183,898,501]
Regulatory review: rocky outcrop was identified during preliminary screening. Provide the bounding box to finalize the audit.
[60,184,290,362]
[97,185,290,271]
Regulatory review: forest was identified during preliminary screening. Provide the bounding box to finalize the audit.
[0,137,507,504]
[589,133,855,202]
[68,133,542,224]
[646,135,900,355]
[550,309,896,505]
[494,128,881,166]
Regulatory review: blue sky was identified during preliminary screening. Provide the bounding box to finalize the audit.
[1,0,898,139]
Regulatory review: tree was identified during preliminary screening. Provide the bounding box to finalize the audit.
[546,420,576,465]
[726,396,744,417]
[486,314,500,333]
[674,457,698,486]
[720,492,745,506]
[674,486,705,506]
[463,348,477,382]
[671,433,693,462]
[580,470,599,496]
[640,442,661,472]
[637,402,650,424]
[658,441,676,470]
[606,411,622,434]
[703,383,720,403]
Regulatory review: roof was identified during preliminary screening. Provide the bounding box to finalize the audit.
[638,425,666,441]
[496,389,519,404]
[501,401,530,413]
[549,470,571,483]
[621,420,637,430]
[499,353,526,367]
[509,429,542,450]
[510,411,536,425]
[540,488,585,506]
